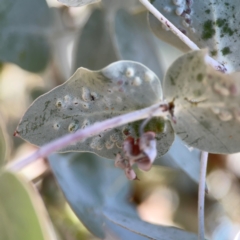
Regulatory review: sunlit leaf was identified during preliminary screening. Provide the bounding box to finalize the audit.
[148,0,240,71]
[73,8,118,72]
[0,0,51,72]
[17,61,174,159]
[114,10,164,79]
[164,50,240,154]
[155,136,201,184]
[0,171,57,240]
[58,0,100,7]
[48,152,198,239]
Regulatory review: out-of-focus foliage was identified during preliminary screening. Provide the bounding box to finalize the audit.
[0,0,52,72]
[73,8,118,72]
[48,152,199,239]
[0,171,57,240]
[0,120,7,168]
[155,136,201,184]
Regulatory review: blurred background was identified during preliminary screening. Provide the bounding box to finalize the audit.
[1,0,240,239]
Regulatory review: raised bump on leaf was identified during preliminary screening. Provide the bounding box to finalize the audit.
[17,61,174,160]
[164,50,240,154]
[58,0,100,7]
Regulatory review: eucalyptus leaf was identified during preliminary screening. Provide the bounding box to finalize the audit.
[0,171,57,240]
[73,8,118,72]
[148,0,240,71]
[48,152,198,239]
[164,50,240,154]
[155,136,201,184]
[17,61,174,159]
[0,0,51,72]
[113,10,164,79]
[58,0,100,7]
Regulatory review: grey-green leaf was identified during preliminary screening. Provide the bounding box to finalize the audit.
[17,61,174,159]
[48,152,198,239]
[148,0,240,71]
[73,8,118,72]
[164,50,240,154]
[58,0,100,7]
[0,171,57,240]
[114,10,164,79]
[0,0,51,72]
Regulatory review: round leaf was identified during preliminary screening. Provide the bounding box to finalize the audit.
[17,61,174,159]
[164,50,240,153]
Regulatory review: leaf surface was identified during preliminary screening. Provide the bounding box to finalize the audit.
[0,171,57,240]
[148,0,240,72]
[48,152,198,239]
[17,61,174,159]
[58,0,100,7]
[114,10,164,79]
[0,0,51,72]
[164,50,240,153]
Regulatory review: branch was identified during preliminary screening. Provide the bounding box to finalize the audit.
[139,0,228,73]
[7,102,168,171]
[198,151,208,240]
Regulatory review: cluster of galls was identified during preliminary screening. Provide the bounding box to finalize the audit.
[115,132,157,180]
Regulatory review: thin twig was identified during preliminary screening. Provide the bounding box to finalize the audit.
[198,151,208,240]
[139,0,227,73]
[7,102,168,172]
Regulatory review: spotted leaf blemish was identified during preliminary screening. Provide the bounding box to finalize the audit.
[221,47,231,56]
[202,20,215,40]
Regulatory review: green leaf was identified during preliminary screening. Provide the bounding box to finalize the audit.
[17,61,174,159]
[114,10,164,79]
[0,0,51,72]
[48,152,198,239]
[148,0,240,71]
[164,50,240,154]
[0,171,57,240]
[73,8,118,72]
[155,136,201,184]
[58,0,100,7]
[0,121,7,169]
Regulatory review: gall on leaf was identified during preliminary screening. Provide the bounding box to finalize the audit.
[115,132,157,180]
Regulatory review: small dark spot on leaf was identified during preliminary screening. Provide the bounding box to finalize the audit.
[221,47,231,55]
[197,73,203,82]
[202,20,215,40]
